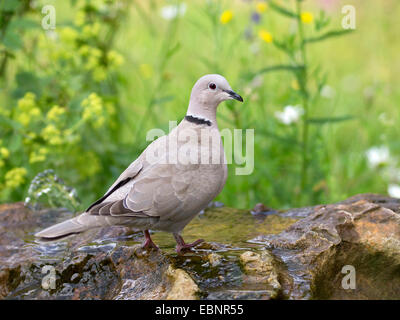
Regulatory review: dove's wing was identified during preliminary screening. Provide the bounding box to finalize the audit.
[86,159,202,219]
[85,158,143,213]
[85,130,190,218]
[123,162,200,220]
[86,123,225,221]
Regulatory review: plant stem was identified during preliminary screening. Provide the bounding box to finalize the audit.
[296,0,310,200]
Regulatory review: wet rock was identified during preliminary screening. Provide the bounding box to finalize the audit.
[0,242,197,300]
[279,205,319,218]
[2,194,398,300]
[252,194,400,299]
[240,250,280,295]
[0,203,294,300]
[165,266,200,300]
[0,203,35,229]
[207,253,223,267]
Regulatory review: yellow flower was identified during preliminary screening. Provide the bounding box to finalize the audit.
[107,50,124,68]
[258,29,273,43]
[5,168,27,189]
[41,124,63,145]
[84,47,102,70]
[51,48,73,61]
[17,114,31,126]
[23,132,37,145]
[17,92,36,109]
[220,10,233,24]
[81,93,104,126]
[256,2,268,13]
[139,64,153,79]
[14,92,41,126]
[47,105,65,121]
[64,128,81,144]
[0,147,9,159]
[93,66,107,82]
[30,107,41,117]
[82,22,101,38]
[300,12,314,24]
[74,10,86,26]
[79,45,90,56]
[60,27,78,44]
[29,148,48,164]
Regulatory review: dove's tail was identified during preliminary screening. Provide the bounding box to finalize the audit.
[35,213,98,241]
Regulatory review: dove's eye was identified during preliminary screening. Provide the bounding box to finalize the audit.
[208,83,217,90]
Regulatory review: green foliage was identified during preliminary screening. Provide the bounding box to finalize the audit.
[0,0,129,206]
[0,0,399,210]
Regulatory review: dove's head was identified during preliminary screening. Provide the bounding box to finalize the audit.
[188,74,243,113]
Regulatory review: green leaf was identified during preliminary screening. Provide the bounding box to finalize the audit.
[10,18,38,30]
[314,10,331,32]
[246,64,305,79]
[8,130,23,152]
[1,0,20,12]
[13,71,42,97]
[166,42,181,59]
[0,114,22,131]
[307,115,356,125]
[2,30,22,50]
[303,29,354,45]
[273,37,296,56]
[269,1,298,18]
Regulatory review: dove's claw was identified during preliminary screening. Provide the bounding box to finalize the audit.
[174,233,204,255]
[142,230,159,250]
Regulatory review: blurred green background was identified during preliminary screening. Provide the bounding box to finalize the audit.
[1,0,399,211]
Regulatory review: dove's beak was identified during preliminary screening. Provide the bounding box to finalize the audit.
[224,90,244,102]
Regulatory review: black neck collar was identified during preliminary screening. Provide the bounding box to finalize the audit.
[184,115,212,126]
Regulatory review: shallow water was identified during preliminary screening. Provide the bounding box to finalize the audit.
[152,207,297,252]
[3,205,298,299]
[23,207,297,260]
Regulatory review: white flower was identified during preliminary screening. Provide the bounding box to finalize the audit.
[275,105,304,125]
[365,146,390,168]
[378,113,394,126]
[388,184,400,198]
[160,3,186,20]
[320,85,335,99]
[249,42,260,55]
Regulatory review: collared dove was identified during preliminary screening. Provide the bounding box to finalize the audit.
[35,74,243,254]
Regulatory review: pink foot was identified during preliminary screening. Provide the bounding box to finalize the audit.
[142,230,159,250]
[173,233,204,255]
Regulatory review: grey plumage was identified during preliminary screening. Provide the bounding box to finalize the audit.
[35,74,243,253]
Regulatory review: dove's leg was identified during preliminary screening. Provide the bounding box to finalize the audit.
[173,233,204,255]
[142,230,159,250]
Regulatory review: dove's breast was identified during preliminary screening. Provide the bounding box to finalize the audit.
[148,123,228,232]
